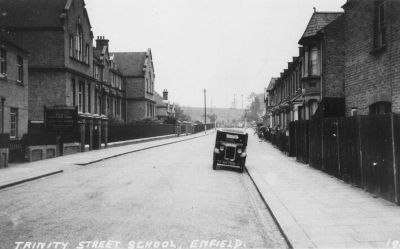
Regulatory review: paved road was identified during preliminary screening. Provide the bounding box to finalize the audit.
[0,133,287,249]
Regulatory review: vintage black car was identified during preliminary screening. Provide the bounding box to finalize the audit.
[213,129,248,173]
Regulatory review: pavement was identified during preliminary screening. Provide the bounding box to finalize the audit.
[0,130,287,249]
[246,131,400,249]
[3,128,400,248]
[0,132,210,190]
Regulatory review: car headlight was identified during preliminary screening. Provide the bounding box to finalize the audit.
[214,148,220,154]
[219,145,224,151]
[237,148,242,154]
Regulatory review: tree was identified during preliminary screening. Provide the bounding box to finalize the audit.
[208,113,217,123]
[174,104,191,122]
[242,92,262,123]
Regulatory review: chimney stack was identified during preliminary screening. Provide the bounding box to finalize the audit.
[163,89,168,101]
[96,36,109,50]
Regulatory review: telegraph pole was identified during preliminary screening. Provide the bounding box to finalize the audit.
[204,89,207,134]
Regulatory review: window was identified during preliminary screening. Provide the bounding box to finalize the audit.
[375,1,386,48]
[75,26,83,61]
[17,56,23,83]
[106,97,110,115]
[351,108,358,116]
[310,47,319,76]
[85,44,89,64]
[78,81,83,112]
[98,94,102,115]
[0,49,6,76]
[87,83,91,113]
[310,101,319,116]
[302,46,320,77]
[303,49,309,77]
[72,79,76,106]
[369,101,391,115]
[69,35,74,57]
[114,98,117,116]
[10,108,18,139]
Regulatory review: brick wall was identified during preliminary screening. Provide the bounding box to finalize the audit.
[389,1,400,112]
[126,100,146,123]
[343,0,400,115]
[0,42,29,138]
[64,0,93,78]
[28,71,67,121]
[125,77,144,99]
[322,16,345,98]
[9,31,65,68]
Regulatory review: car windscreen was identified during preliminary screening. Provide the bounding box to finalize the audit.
[217,132,247,144]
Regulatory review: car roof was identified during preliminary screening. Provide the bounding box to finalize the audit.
[218,129,247,135]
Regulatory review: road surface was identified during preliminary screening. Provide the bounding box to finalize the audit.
[0,132,287,249]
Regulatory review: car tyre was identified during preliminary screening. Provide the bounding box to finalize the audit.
[240,158,246,173]
[213,155,217,170]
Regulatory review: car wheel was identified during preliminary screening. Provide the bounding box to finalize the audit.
[240,158,246,173]
[213,156,217,170]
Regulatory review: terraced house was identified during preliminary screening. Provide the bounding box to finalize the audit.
[266,10,345,130]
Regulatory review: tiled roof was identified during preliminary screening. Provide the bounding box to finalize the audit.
[113,52,146,77]
[154,92,166,107]
[0,33,29,54]
[0,0,69,28]
[267,78,278,91]
[300,12,343,42]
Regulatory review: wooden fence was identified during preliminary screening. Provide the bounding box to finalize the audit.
[289,114,400,204]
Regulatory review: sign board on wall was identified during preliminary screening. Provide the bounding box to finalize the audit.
[44,106,78,132]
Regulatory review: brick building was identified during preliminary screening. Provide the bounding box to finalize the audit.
[1,0,108,153]
[93,36,126,123]
[266,10,345,130]
[0,35,29,167]
[0,36,29,140]
[155,89,175,122]
[114,49,156,123]
[342,0,400,116]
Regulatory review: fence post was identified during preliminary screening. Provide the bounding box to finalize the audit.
[357,115,364,189]
[391,113,398,204]
[321,118,325,171]
[336,119,341,176]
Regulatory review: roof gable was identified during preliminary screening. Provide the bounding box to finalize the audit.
[0,0,91,30]
[154,92,166,106]
[113,52,147,77]
[299,12,342,44]
[267,78,278,91]
[0,0,69,28]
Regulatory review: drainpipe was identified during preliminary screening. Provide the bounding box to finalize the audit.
[1,97,4,133]
[320,41,323,101]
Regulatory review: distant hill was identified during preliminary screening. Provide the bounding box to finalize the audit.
[181,106,245,123]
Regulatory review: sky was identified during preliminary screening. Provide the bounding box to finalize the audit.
[85,0,345,108]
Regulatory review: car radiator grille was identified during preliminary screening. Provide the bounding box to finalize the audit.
[225,146,236,160]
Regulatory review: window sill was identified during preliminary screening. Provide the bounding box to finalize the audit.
[302,75,320,80]
[0,75,7,81]
[16,81,24,86]
[69,56,90,67]
[370,45,387,55]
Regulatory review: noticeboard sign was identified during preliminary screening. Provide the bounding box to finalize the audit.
[45,106,78,132]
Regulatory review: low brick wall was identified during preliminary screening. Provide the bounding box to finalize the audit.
[25,145,57,162]
[63,143,81,156]
[0,148,9,168]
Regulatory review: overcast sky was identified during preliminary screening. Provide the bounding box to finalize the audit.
[85,0,344,108]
